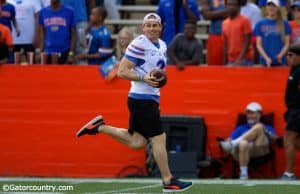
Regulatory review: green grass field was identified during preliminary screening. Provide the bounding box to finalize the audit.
[0,178,299,194]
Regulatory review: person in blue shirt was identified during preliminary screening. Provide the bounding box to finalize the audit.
[76,6,112,65]
[60,0,95,64]
[0,0,19,35]
[219,102,278,180]
[157,0,200,46]
[39,0,76,64]
[254,0,291,67]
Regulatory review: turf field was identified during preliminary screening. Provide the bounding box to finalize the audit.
[0,178,299,194]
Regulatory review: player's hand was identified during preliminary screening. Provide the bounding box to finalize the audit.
[143,73,159,88]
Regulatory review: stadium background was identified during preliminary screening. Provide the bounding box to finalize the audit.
[1,65,299,178]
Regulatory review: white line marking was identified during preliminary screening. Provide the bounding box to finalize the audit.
[0,178,299,185]
[85,184,161,194]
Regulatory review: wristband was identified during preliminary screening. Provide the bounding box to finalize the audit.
[139,75,144,82]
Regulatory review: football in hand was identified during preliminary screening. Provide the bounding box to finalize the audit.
[150,69,167,88]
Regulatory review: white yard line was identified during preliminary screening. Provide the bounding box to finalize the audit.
[85,184,161,194]
[0,177,300,185]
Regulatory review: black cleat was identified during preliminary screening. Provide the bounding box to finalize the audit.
[163,177,193,193]
[76,116,105,137]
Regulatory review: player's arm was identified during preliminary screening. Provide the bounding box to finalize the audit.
[201,0,234,20]
[118,57,159,87]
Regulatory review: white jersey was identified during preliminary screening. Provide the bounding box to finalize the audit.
[9,0,42,44]
[124,34,167,102]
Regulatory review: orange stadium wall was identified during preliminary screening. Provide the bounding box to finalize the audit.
[0,65,299,178]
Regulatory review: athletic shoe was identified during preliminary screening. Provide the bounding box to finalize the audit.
[280,173,297,180]
[219,140,234,153]
[162,177,193,192]
[76,116,105,137]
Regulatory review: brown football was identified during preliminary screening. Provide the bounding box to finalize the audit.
[150,69,167,88]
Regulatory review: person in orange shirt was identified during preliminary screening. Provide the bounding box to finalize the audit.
[0,23,13,63]
[222,0,253,66]
[201,0,236,66]
[290,2,300,45]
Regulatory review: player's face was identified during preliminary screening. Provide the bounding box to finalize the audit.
[142,21,162,41]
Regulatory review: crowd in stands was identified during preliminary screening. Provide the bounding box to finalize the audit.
[1,0,300,68]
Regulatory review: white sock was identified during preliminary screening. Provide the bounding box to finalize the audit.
[284,172,295,177]
[240,166,248,176]
[232,137,242,147]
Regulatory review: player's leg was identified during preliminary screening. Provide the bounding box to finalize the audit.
[76,115,147,149]
[150,133,172,182]
[100,125,147,149]
[150,132,193,192]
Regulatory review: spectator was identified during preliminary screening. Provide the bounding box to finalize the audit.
[201,0,236,66]
[39,0,76,64]
[0,0,19,35]
[8,0,41,62]
[0,23,12,63]
[254,0,291,67]
[104,0,120,20]
[116,26,134,60]
[157,0,200,46]
[280,44,300,180]
[219,102,278,180]
[289,1,300,45]
[258,0,290,19]
[76,7,112,65]
[241,0,262,64]
[167,20,203,70]
[223,0,253,66]
[241,0,262,30]
[61,0,93,64]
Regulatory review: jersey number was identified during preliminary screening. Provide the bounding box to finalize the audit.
[156,59,166,70]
